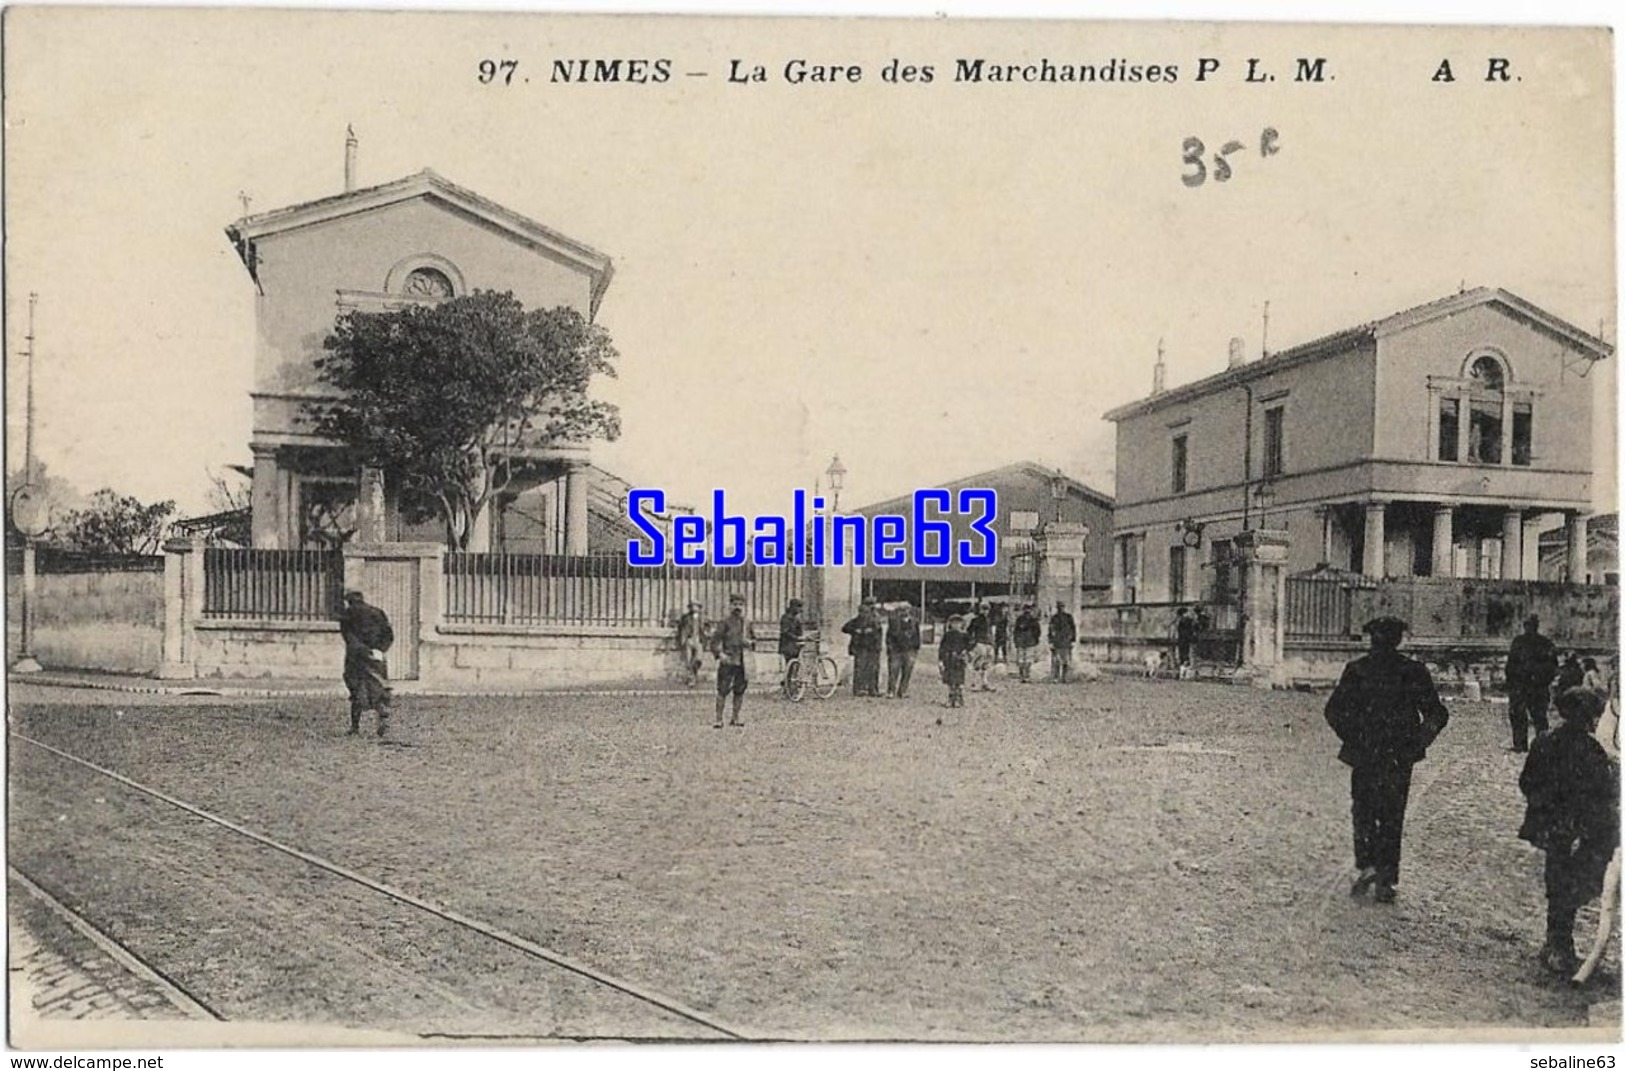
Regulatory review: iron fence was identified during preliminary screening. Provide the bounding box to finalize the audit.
[203,548,344,621]
[444,553,807,628]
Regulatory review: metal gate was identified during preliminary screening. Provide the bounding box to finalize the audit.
[362,557,421,680]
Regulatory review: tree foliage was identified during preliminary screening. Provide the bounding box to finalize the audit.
[59,489,176,555]
[311,291,620,548]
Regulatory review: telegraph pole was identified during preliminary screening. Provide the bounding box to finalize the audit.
[11,293,44,672]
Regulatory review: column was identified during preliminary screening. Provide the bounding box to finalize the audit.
[1500,508,1524,581]
[249,443,282,549]
[1317,507,1333,566]
[1361,502,1387,578]
[1233,528,1290,679]
[564,465,590,556]
[1567,512,1590,584]
[1430,505,1455,578]
[1110,538,1126,603]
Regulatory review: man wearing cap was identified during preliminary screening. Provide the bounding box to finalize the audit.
[778,598,807,697]
[886,599,922,699]
[676,601,707,688]
[842,597,884,697]
[1324,616,1449,903]
[1518,686,1620,976]
[1012,603,1043,683]
[1047,601,1077,683]
[708,593,756,727]
[1506,615,1560,752]
[338,589,395,737]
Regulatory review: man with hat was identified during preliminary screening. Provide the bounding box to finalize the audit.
[885,598,922,699]
[708,593,756,727]
[1012,602,1043,683]
[1506,615,1560,752]
[778,597,807,697]
[676,600,707,687]
[1324,616,1449,903]
[338,589,395,737]
[842,597,884,697]
[1518,686,1619,976]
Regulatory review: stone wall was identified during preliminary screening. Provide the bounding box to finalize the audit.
[191,621,343,680]
[6,570,163,673]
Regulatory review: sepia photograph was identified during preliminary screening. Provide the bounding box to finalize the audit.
[2,1,1620,1061]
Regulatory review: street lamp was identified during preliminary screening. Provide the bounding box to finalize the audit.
[1049,471,1069,525]
[825,454,847,514]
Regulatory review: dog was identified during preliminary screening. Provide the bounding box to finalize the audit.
[1141,650,1167,679]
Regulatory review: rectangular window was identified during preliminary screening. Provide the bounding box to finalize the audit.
[1468,398,1503,464]
[1438,397,1460,461]
[1171,435,1188,493]
[1512,402,1532,466]
[1262,406,1285,478]
[1169,545,1187,604]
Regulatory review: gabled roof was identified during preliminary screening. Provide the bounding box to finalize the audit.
[224,169,615,317]
[852,460,1114,515]
[1104,288,1613,422]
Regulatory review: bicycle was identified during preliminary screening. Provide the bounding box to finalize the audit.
[781,632,842,702]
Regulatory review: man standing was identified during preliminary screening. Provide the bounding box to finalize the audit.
[886,600,922,699]
[1324,617,1449,904]
[842,596,884,697]
[1047,601,1076,683]
[1173,606,1200,674]
[990,602,1011,665]
[709,593,755,727]
[676,601,706,687]
[967,602,995,691]
[338,589,394,738]
[778,598,806,697]
[1506,615,1559,753]
[1013,602,1042,683]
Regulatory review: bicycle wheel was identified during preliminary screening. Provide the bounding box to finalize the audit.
[812,656,841,700]
[783,659,809,703]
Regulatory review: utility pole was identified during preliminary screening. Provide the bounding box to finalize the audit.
[12,293,44,673]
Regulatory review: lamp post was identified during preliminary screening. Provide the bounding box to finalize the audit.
[11,293,44,673]
[825,454,847,515]
[1049,471,1068,525]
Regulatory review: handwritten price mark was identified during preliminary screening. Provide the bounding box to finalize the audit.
[1182,128,1280,188]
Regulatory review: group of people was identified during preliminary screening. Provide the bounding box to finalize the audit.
[1324,612,1618,981]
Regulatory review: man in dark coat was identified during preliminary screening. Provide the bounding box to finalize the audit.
[1326,620,1456,903]
[777,598,806,698]
[1047,601,1077,683]
[1324,616,1449,903]
[338,589,395,737]
[1519,687,1620,976]
[1012,603,1042,683]
[709,593,756,727]
[886,600,922,699]
[1173,606,1200,671]
[842,597,884,697]
[990,602,1011,664]
[1506,615,1559,752]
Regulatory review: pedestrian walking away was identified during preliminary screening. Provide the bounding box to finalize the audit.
[1506,615,1559,752]
[938,614,973,710]
[676,601,707,687]
[1013,602,1042,683]
[842,596,885,697]
[1323,616,1450,904]
[1048,602,1077,683]
[1173,606,1200,673]
[1518,687,1620,977]
[886,600,922,699]
[709,593,756,727]
[990,601,1010,664]
[338,589,395,738]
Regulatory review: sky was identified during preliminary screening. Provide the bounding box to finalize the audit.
[2,4,1617,524]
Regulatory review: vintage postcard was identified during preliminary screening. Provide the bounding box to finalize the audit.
[3,3,1618,1062]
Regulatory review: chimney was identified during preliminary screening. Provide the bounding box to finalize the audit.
[344,125,358,192]
[1151,338,1167,395]
[1228,337,1246,369]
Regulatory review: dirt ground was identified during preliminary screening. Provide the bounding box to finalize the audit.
[6,673,1619,1041]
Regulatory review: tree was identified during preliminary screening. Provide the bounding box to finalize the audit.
[59,489,176,555]
[311,291,620,548]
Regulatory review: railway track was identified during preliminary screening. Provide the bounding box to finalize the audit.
[10,731,755,1041]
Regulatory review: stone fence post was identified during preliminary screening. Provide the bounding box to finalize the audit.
[1035,522,1090,612]
[157,536,205,679]
[1234,528,1290,684]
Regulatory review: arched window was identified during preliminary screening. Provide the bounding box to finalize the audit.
[1468,354,1506,392]
[401,267,455,298]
